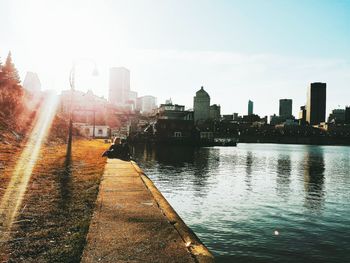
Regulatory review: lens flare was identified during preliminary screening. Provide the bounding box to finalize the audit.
[0,93,59,246]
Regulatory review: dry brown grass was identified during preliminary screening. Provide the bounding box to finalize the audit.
[0,141,24,200]
[0,139,108,262]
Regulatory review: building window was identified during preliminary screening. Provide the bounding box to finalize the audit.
[200,132,213,139]
[98,129,103,135]
[174,132,182,137]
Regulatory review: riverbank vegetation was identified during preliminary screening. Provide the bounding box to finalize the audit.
[1,52,108,261]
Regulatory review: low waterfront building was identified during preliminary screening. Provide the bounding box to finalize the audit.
[74,123,110,138]
[157,100,193,120]
[137,99,196,143]
[154,119,194,142]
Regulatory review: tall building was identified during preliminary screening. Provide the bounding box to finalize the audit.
[299,106,306,125]
[23,71,41,92]
[306,82,327,125]
[248,100,253,115]
[109,67,130,106]
[136,95,157,113]
[279,99,292,117]
[345,106,350,124]
[127,91,138,110]
[193,86,210,122]
[209,104,221,120]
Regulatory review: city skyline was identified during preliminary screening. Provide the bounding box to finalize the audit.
[1,0,350,117]
[1,2,350,263]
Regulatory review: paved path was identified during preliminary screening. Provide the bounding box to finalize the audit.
[81,159,214,263]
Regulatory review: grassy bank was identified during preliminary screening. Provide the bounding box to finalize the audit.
[1,139,108,262]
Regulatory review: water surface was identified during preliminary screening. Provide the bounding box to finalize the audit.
[132,143,350,263]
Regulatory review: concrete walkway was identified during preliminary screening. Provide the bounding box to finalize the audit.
[81,159,214,263]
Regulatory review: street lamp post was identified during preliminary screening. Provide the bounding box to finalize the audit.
[66,60,98,158]
[92,105,96,139]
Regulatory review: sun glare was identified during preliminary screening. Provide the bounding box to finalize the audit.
[13,0,121,94]
[0,93,59,246]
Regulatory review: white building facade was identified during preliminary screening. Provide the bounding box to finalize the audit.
[109,67,130,107]
[75,123,110,138]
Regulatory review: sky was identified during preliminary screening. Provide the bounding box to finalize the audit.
[1,0,350,117]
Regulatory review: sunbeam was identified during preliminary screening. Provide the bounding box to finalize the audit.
[0,92,59,246]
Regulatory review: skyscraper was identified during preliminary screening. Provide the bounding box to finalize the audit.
[209,104,221,120]
[248,100,253,115]
[136,96,157,113]
[193,86,210,121]
[299,106,306,125]
[279,99,292,117]
[345,106,350,124]
[128,91,138,110]
[109,67,130,106]
[306,82,326,125]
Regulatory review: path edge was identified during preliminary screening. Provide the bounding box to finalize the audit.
[130,161,215,263]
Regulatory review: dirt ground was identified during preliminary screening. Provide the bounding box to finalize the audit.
[0,139,108,263]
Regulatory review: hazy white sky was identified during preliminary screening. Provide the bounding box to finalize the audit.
[1,0,350,117]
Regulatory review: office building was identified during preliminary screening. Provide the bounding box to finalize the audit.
[193,86,210,121]
[109,67,130,106]
[299,106,306,125]
[128,91,138,110]
[279,99,292,117]
[210,104,221,120]
[328,109,345,124]
[306,82,326,125]
[345,107,350,124]
[248,100,254,115]
[136,95,157,113]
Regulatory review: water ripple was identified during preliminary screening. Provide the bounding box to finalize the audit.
[133,144,350,263]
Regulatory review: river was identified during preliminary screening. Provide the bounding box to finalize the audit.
[132,143,350,263]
